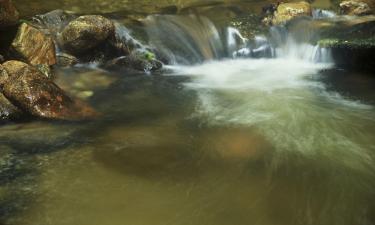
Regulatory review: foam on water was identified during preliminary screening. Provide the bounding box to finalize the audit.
[170,58,375,172]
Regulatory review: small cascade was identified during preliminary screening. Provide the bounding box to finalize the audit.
[143,12,335,65]
[144,15,225,65]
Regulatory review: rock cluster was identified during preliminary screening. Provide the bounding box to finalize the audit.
[0,1,164,123]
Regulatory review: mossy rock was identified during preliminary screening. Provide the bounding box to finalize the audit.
[318,38,375,49]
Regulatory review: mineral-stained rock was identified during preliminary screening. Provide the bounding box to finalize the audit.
[0,0,19,28]
[2,60,97,120]
[272,1,312,25]
[11,23,56,66]
[60,15,115,55]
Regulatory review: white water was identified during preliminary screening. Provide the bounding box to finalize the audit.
[150,14,375,172]
[169,57,375,172]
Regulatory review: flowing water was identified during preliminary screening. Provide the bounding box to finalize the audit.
[1,4,375,225]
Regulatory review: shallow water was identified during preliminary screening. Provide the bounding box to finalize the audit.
[1,57,375,225]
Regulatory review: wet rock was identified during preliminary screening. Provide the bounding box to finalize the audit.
[105,51,163,73]
[60,15,115,55]
[56,53,78,67]
[339,0,375,16]
[11,23,56,66]
[272,1,312,25]
[0,0,19,28]
[2,60,97,120]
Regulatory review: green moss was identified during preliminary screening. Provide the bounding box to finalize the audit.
[144,51,155,61]
[318,38,375,49]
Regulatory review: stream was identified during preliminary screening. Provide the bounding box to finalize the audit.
[1,1,375,225]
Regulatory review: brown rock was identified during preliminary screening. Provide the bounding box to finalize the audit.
[0,0,19,28]
[339,0,375,15]
[272,1,312,25]
[11,23,56,66]
[60,15,115,55]
[2,61,97,120]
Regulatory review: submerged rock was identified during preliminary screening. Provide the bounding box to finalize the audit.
[339,0,375,16]
[0,0,19,28]
[60,15,115,55]
[55,68,116,100]
[105,52,163,73]
[2,61,97,120]
[11,23,56,66]
[272,1,312,25]
[32,9,75,34]
[56,53,79,67]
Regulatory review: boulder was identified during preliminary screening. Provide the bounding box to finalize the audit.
[11,23,56,66]
[0,0,19,28]
[339,0,375,15]
[60,15,115,55]
[272,1,312,25]
[1,61,97,120]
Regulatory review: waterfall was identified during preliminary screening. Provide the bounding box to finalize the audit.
[143,13,334,65]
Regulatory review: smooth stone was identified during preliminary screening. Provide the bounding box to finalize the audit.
[60,15,115,55]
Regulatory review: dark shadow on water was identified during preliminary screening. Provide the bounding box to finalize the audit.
[319,69,375,105]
